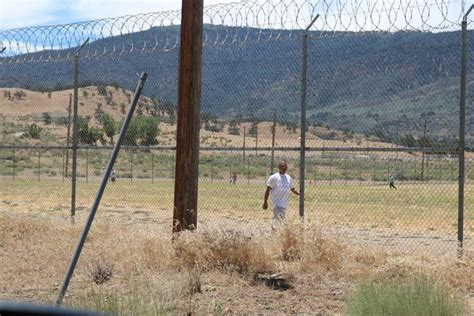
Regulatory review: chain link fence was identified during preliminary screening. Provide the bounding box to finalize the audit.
[1,0,473,260]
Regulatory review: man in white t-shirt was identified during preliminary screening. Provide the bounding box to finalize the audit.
[263,160,300,229]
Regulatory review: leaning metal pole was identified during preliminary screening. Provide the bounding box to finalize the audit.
[458,4,473,257]
[56,73,148,306]
[70,38,89,221]
[299,14,319,220]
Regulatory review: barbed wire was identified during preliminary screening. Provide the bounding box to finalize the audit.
[0,0,471,62]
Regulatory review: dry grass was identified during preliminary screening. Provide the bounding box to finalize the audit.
[0,214,472,314]
[173,229,275,275]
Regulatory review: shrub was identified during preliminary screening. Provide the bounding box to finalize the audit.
[27,123,42,139]
[42,112,52,125]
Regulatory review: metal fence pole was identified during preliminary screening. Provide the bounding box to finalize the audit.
[458,5,472,256]
[299,14,319,220]
[56,72,147,307]
[71,38,89,220]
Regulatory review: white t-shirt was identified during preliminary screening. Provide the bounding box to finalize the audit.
[267,172,293,208]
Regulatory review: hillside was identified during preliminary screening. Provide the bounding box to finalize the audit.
[0,86,395,150]
[0,26,473,145]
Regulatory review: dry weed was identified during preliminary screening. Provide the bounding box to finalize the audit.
[173,229,275,275]
[298,226,346,274]
[88,260,114,285]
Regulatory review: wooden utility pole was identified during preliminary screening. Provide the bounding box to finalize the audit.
[65,93,72,177]
[173,0,204,233]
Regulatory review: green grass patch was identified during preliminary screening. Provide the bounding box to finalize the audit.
[346,277,466,316]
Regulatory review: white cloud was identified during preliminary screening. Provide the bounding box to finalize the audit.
[0,0,56,29]
[0,0,240,30]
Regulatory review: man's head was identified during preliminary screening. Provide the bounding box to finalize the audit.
[278,161,288,174]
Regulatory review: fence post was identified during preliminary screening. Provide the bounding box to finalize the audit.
[299,14,320,220]
[71,38,89,220]
[55,72,147,306]
[457,6,472,256]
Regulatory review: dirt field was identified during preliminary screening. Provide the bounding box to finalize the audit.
[0,177,472,314]
[0,213,472,314]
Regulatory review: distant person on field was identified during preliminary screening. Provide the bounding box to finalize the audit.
[263,161,300,230]
[111,169,116,183]
[388,174,396,189]
[232,173,237,185]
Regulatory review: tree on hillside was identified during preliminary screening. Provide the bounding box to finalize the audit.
[248,121,258,137]
[141,116,160,145]
[13,90,26,100]
[42,112,52,125]
[77,116,105,145]
[228,120,240,135]
[94,104,104,121]
[99,113,117,145]
[123,115,160,146]
[418,135,432,148]
[97,85,107,97]
[400,134,417,147]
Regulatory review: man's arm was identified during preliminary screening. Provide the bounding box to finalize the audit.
[291,187,300,195]
[263,186,271,209]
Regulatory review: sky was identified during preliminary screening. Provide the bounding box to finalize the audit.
[0,0,466,31]
[0,0,238,30]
